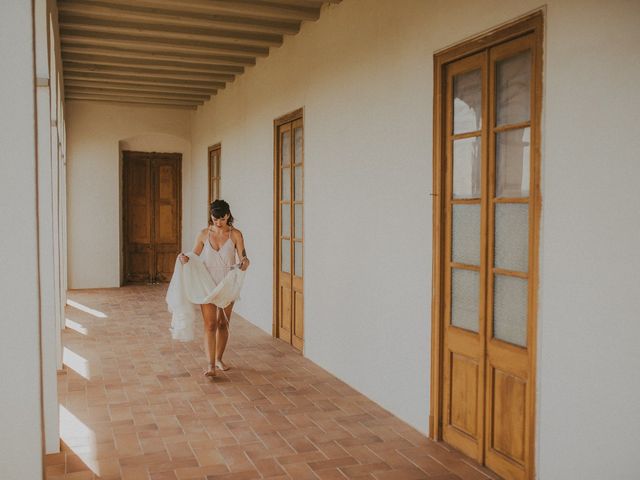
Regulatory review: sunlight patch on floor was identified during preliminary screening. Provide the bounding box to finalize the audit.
[59,405,100,476]
[64,318,88,335]
[63,346,91,380]
[67,299,107,318]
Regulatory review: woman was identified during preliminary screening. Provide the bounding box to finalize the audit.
[178,200,250,377]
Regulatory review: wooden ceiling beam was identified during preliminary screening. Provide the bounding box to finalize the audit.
[57,1,301,35]
[65,72,226,89]
[65,97,199,110]
[62,53,244,75]
[61,29,269,57]
[63,62,236,83]
[60,44,255,67]
[66,93,201,105]
[267,0,325,7]
[62,0,320,22]
[59,14,283,47]
[65,86,210,101]
[65,78,217,95]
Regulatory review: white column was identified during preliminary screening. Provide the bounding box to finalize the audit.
[0,1,45,478]
[34,0,61,454]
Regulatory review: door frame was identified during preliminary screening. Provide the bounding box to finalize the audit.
[429,11,543,478]
[120,150,182,285]
[272,107,304,339]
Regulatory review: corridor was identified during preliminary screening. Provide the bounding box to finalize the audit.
[46,286,497,480]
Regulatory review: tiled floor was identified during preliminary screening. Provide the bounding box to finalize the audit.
[47,286,499,480]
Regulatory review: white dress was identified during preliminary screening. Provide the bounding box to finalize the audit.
[165,230,245,341]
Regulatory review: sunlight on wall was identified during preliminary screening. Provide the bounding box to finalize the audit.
[64,318,88,335]
[62,346,91,380]
[66,299,107,318]
[59,405,99,475]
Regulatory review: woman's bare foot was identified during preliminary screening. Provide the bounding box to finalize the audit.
[215,359,230,371]
[204,363,216,377]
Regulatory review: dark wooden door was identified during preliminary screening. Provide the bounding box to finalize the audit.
[123,151,181,284]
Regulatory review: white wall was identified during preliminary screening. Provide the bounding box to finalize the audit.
[66,102,192,288]
[189,1,640,478]
[537,1,640,478]
[0,1,44,478]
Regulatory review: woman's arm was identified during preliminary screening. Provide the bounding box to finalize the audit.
[179,229,206,264]
[232,229,250,271]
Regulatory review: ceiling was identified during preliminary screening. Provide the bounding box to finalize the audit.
[58,0,340,110]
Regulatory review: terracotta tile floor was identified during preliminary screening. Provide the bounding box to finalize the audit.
[47,286,500,480]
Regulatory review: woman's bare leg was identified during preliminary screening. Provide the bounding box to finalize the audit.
[215,302,233,370]
[200,304,217,376]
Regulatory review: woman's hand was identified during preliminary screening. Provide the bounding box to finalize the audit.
[178,253,189,264]
[240,257,250,271]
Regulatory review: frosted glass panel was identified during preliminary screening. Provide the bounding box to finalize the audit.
[452,204,480,266]
[294,204,303,239]
[294,127,303,163]
[451,269,479,332]
[494,275,528,347]
[281,239,290,273]
[281,203,290,237]
[496,50,531,126]
[281,167,290,201]
[294,166,303,201]
[281,131,291,166]
[453,137,481,199]
[495,203,529,272]
[453,69,482,134]
[496,128,530,197]
[294,241,303,277]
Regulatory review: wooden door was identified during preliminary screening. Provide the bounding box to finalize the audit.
[274,111,304,351]
[123,151,181,284]
[208,144,221,205]
[441,51,488,462]
[434,13,542,480]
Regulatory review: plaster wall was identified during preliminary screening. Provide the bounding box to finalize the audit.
[189,1,640,477]
[66,102,192,288]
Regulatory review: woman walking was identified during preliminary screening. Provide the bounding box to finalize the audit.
[178,200,250,377]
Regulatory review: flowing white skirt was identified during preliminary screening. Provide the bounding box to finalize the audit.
[165,252,246,342]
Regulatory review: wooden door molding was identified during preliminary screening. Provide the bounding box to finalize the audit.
[273,108,304,350]
[430,11,543,480]
[122,150,182,285]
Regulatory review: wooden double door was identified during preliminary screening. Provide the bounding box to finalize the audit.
[434,14,542,480]
[274,111,304,351]
[123,151,181,284]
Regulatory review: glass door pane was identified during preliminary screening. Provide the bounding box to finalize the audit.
[493,275,528,346]
[494,203,528,272]
[454,69,482,133]
[452,204,481,265]
[496,128,530,198]
[453,137,482,199]
[281,203,290,237]
[496,50,531,126]
[451,269,479,332]
[294,241,303,277]
[281,131,291,166]
[281,168,290,201]
[281,239,290,273]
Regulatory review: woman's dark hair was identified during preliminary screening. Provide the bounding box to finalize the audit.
[209,199,234,226]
